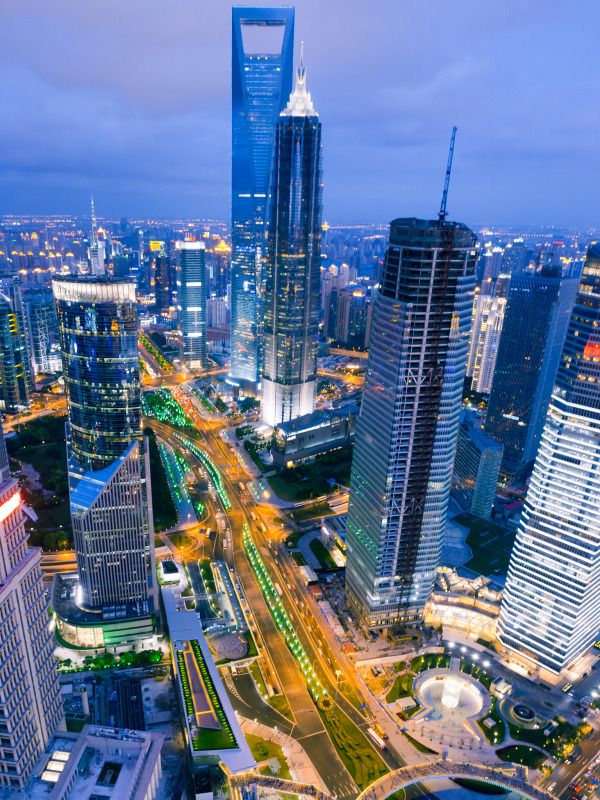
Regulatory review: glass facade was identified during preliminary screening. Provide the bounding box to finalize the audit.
[53,276,155,612]
[0,279,31,414]
[53,277,141,471]
[261,64,322,427]
[498,245,600,674]
[484,269,578,475]
[177,241,207,369]
[230,7,294,388]
[345,219,477,629]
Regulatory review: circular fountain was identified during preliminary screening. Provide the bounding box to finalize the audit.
[417,673,484,720]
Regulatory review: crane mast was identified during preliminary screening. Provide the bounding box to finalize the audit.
[439,126,457,222]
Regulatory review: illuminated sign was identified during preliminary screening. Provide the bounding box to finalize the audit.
[0,492,20,523]
[149,240,163,252]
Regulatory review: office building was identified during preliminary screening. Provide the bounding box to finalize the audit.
[485,268,578,475]
[177,241,207,369]
[452,411,503,519]
[0,425,64,791]
[52,276,156,637]
[498,245,600,676]
[22,286,62,375]
[466,292,506,394]
[345,218,477,629]
[153,252,172,316]
[0,280,32,413]
[230,6,294,392]
[261,56,321,427]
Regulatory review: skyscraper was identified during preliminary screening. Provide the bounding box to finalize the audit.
[0,425,64,790]
[345,219,477,629]
[261,58,322,428]
[0,279,31,413]
[22,285,62,375]
[177,241,207,370]
[484,268,578,476]
[230,6,294,393]
[498,245,600,676]
[53,276,156,617]
[466,292,506,394]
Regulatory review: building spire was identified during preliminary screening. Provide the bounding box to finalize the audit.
[282,44,317,117]
[90,195,97,242]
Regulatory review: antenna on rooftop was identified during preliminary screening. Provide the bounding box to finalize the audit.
[439,126,457,222]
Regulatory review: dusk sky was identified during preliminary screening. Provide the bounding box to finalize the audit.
[1,0,598,226]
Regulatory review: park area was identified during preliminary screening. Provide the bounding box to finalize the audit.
[454,512,516,576]
[268,446,353,502]
[6,414,72,549]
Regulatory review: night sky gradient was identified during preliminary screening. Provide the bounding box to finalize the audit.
[1,0,598,225]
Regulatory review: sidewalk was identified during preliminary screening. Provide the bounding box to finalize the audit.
[238,717,327,791]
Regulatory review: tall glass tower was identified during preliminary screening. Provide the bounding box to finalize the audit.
[177,241,207,369]
[230,6,294,392]
[53,276,156,613]
[261,58,322,427]
[0,279,31,414]
[484,269,577,476]
[345,219,477,629]
[498,245,600,675]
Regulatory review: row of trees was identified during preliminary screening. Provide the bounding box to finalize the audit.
[58,648,163,672]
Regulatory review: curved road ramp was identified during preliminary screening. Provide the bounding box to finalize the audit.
[230,759,560,800]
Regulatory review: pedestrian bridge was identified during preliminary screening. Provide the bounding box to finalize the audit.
[231,759,559,800]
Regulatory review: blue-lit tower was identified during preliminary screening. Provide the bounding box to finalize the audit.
[230,6,294,394]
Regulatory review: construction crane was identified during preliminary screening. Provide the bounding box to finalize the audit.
[439,126,457,222]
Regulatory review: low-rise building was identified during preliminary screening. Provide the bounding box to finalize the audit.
[271,405,358,467]
[28,725,164,800]
[162,589,255,774]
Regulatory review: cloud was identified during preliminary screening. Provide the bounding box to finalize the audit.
[1,0,599,224]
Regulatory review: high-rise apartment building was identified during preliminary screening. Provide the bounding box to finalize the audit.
[498,245,600,675]
[485,268,578,475]
[177,241,207,369]
[345,218,477,629]
[52,276,156,620]
[153,252,172,317]
[261,59,322,428]
[0,425,64,791]
[230,6,294,392]
[0,280,31,413]
[466,292,506,394]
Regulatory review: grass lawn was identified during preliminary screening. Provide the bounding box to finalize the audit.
[245,734,292,779]
[291,551,307,566]
[399,701,422,720]
[401,730,437,754]
[496,745,546,769]
[244,630,258,658]
[192,726,238,751]
[459,660,493,688]
[453,513,516,576]
[154,535,165,549]
[386,673,414,703]
[317,707,388,791]
[478,697,506,745]
[147,431,178,530]
[268,448,353,502]
[309,539,338,569]
[199,558,216,593]
[288,501,333,524]
[410,653,451,673]
[249,662,268,696]
[167,533,195,551]
[268,693,294,721]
